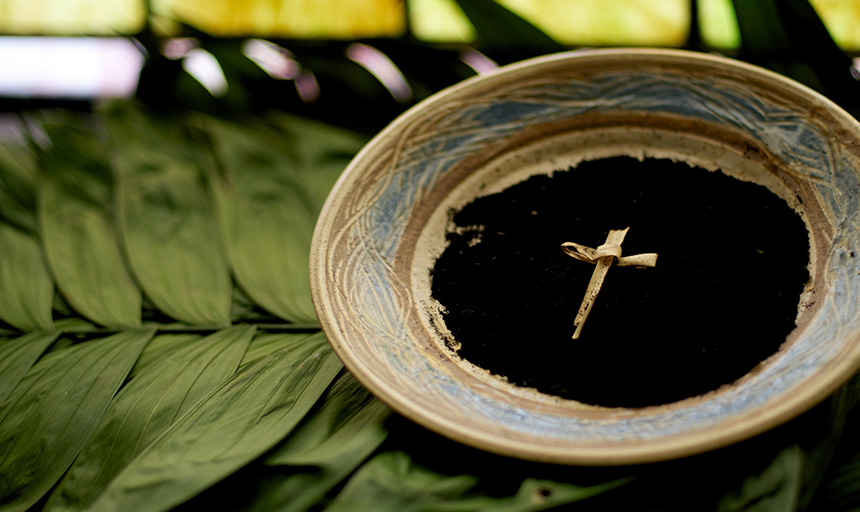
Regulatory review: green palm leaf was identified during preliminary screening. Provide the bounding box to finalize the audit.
[0,331,59,405]
[89,332,340,512]
[816,442,860,510]
[326,451,625,512]
[37,113,142,327]
[46,325,255,512]
[0,136,38,233]
[202,115,320,323]
[0,329,154,512]
[200,113,363,324]
[265,113,367,214]
[128,333,202,378]
[104,102,231,326]
[267,371,391,468]
[716,446,803,512]
[171,369,391,512]
[0,222,54,331]
[246,371,392,512]
[0,134,54,331]
[239,331,307,367]
[324,451,479,512]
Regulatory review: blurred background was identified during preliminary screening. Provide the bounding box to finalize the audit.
[1,0,858,133]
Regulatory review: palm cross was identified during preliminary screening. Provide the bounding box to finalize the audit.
[561,227,658,339]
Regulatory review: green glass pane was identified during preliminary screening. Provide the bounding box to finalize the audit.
[411,0,476,42]
[699,0,741,49]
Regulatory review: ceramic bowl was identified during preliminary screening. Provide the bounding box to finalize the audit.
[310,48,860,465]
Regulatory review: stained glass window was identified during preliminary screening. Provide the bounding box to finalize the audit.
[0,0,856,51]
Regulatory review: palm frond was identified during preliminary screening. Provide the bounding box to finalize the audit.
[88,332,340,512]
[0,329,154,511]
[37,113,142,328]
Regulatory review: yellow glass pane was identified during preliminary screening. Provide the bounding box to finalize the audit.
[810,0,860,51]
[0,0,145,34]
[699,0,740,49]
[152,0,406,38]
[498,0,688,47]
[410,0,475,43]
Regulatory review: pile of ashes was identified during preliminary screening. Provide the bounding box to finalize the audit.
[430,156,810,408]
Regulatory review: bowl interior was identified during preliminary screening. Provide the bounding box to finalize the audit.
[412,121,818,406]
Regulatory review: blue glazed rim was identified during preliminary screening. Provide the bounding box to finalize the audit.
[311,48,860,464]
